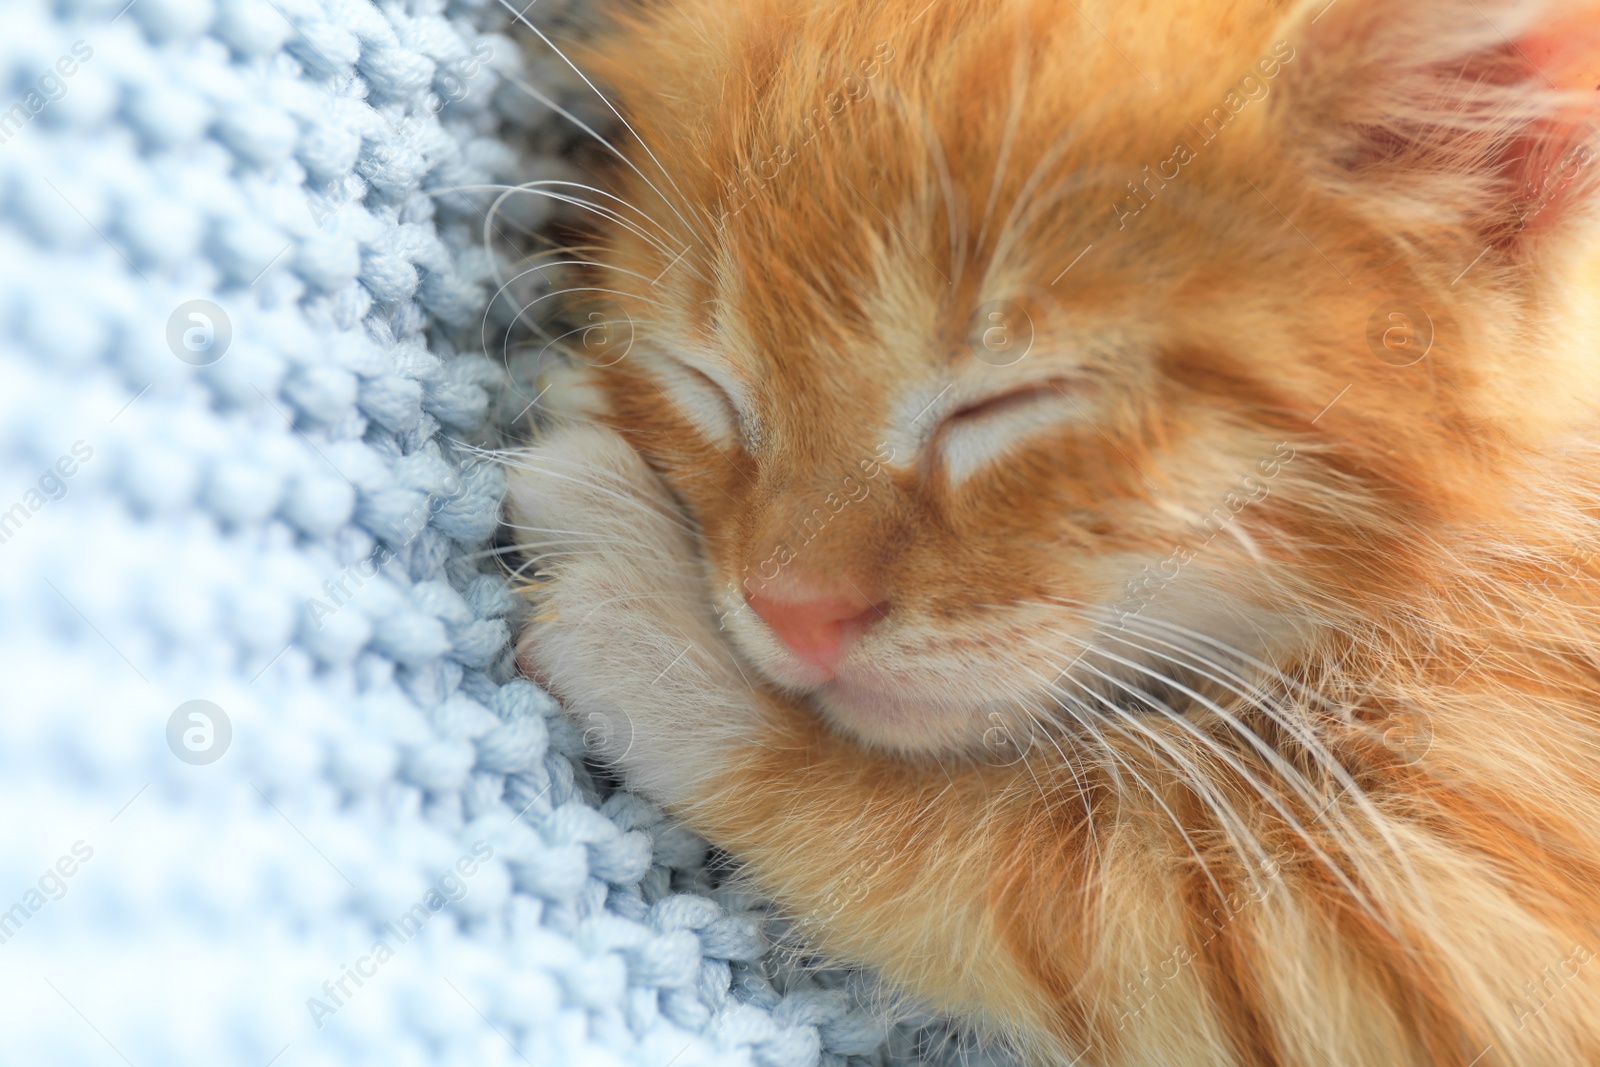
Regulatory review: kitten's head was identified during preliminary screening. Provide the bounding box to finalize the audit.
[533,0,1600,755]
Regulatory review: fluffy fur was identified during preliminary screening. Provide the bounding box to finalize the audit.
[506,0,1600,1062]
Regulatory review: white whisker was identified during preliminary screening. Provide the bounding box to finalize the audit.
[491,13,708,248]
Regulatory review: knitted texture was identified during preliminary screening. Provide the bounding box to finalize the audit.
[0,0,916,1062]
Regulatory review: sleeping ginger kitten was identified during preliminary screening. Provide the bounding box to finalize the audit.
[506,0,1600,1062]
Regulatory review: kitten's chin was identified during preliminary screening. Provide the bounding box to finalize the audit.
[805,673,999,757]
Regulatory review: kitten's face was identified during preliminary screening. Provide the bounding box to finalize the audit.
[538,0,1599,755]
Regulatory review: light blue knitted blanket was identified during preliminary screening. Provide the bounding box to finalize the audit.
[0,0,977,1062]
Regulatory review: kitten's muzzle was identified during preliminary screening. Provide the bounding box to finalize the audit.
[745,582,888,675]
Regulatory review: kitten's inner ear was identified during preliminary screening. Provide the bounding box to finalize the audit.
[1517,7,1600,210]
[1283,0,1600,240]
[1522,9,1600,92]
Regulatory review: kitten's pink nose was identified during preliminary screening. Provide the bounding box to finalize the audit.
[745,584,885,673]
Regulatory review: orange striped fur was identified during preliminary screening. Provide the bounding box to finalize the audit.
[507,0,1600,1062]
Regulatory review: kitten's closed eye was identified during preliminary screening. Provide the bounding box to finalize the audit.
[652,349,1086,485]
[936,378,1085,484]
[943,380,1078,424]
[651,355,748,448]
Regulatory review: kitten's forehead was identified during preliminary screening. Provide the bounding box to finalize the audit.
[602,0,1384,487]
[706,221,1155,458]
[682,94,1253,452]
[706,262,953,434]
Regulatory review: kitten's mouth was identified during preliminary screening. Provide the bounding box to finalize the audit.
[721,592,1090,752]
[768,627,1231,756]
[813,670,910,716]
[806,663,1202,757]
[720,584,1273,754]
[790,660,1028,755]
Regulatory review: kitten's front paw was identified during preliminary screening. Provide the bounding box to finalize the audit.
[506,423,763,807]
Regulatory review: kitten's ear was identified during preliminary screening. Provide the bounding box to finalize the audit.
[1279,0,1600,239]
